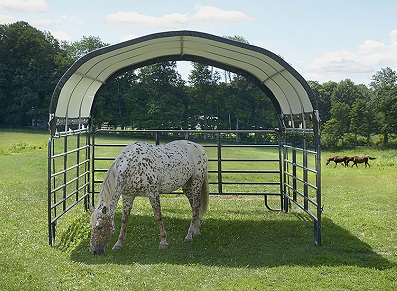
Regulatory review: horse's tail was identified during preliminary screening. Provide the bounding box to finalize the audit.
[368,156,376,160]
[199,171,209,218]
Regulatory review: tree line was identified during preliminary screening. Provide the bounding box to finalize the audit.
[1,21,396,147]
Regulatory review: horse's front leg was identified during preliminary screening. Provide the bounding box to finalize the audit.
[113,195,134,250]
[149,193,169,249]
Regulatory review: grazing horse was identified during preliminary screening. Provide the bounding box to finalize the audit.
[89,140,209,255]
[348,155,376,168]
[326,156,350,167]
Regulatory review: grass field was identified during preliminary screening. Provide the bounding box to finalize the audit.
[0,128,396,290]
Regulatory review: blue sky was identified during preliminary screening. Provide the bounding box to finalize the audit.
[1,0,397,85]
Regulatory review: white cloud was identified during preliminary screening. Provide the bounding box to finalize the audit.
[0,0,49,14]
[0,14,15,24]
[306,30,397,84]
[106,11,188,28]
[52,30,71,41]
[193,5,253,25]
[61,15,83,24]
[106,5,253,28]
[389,30,397,42]
[29,18,56,28]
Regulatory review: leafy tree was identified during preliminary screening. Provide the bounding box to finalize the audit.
[308,80,337,124]
[331,79,360,107]
[322,101,350,147]
[349,98,374,143]
[220,75,278,130]
[0,21,70,126]
[138,61,186,129]
[61,36,108,61]
[370,67,397,145]
[93,72,137,128]
[188,62,220,129]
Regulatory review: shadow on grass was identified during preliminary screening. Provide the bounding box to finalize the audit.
[62,213,394,269]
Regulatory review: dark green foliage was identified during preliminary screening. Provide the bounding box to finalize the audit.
[0,21,72,126]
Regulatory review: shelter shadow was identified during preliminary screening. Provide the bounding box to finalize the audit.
[65,214,393,269]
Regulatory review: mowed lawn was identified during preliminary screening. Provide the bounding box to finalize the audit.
[0,129,396,290]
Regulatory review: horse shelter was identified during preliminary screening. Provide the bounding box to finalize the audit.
[48,30,322,247]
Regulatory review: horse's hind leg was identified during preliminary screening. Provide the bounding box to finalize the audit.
[148,193,169,249]
[113,195,135,250]
[183,179,201,242]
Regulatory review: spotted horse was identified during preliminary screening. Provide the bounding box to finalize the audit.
[89,140,209,255]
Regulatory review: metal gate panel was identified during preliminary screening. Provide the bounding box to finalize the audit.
[282,127,322,246]
[47,127,91,245]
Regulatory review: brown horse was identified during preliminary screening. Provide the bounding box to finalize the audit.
[326,156,350,167]
[348,155,376,168]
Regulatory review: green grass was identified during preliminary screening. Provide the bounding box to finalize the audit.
[0,129,396,290]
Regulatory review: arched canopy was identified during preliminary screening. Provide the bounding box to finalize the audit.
[49,30,319,132]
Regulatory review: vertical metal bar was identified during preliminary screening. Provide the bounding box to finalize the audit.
[155,131,160,145]
[47,136,53,245]
[303,134,309,211]
[85,129,91,211]
[217,132,222,194]
[52,137,57,241]
[76,132,80,202]
[63,134,68,212]
[283,130,289,212]
[315,130,322,246]
[292,133,297,202]
[277,130,284,210]
[91,131,96,207]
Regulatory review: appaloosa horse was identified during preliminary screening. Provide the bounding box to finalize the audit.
[348,155,376,168]
[89,140,209,254]
[326,156,350,167]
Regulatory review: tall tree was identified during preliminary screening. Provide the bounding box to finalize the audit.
[136,61,187,129]
[0,21,70,126]
[331,79,360,107]
[61,36,108,61]
[188,62,220,129]
[308,80,337,124]
[370,67,397,145]
[349,98,374,143]
[322,101,351,147]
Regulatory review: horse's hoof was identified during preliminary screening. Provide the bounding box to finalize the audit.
[112,242,123,250]
[184,235,193,242]
[159,242,169,249]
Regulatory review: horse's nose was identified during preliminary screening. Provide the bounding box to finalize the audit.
[91,248,104,255]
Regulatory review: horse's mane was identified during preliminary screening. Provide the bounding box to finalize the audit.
[98,160,119,208]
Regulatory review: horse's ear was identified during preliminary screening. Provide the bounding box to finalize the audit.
[102,206,107,215]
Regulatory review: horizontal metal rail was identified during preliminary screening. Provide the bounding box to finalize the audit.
[50,159,90,178]
[50,181,90,209]
[50,193,89,224]
[50,144,90,159]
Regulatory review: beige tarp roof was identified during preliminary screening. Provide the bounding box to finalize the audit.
[50,30,318,124]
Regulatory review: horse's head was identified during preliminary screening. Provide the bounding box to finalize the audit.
[89,205,115,255]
